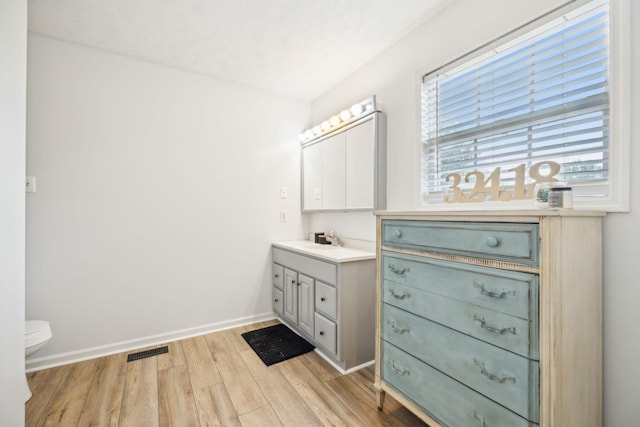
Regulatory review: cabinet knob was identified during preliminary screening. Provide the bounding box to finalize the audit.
[319,331,325,336]
[274,298,279,302]
[275,274,279,278]
[320,297,326,302]
[393,229,403,238]
[486,236,499,247]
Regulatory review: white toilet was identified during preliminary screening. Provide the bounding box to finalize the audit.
[24,320,52,402]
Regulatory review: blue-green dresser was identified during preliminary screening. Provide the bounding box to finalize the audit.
[374,211,603,427]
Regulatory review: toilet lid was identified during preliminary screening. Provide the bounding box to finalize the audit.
[25,320,52,347]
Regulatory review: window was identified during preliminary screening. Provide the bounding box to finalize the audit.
[420,0,629,210]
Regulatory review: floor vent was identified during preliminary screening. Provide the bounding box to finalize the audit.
[127,346,168,362]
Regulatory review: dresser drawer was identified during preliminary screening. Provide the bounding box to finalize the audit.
[382,303,539,422]
[314,313,337,355]
[383,281,538,359]
[382,252,538,320]
[272,263,284,290]
[315,281,337,320]
[382,342,535,427]
[382,220,539,265]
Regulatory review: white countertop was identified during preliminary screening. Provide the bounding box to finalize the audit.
[272,240,376,263]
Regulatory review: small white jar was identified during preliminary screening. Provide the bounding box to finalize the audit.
[548,186,573,209]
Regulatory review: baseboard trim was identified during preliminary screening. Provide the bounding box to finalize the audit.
[26,312,277,372]
[313,348,375,375]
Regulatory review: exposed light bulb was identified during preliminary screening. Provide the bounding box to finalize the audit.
[312,126,322,135]
[350,103,364,115]
[340,110,351,121]
[305,129,314,139]
[321,121,331,131]
[329,116,340,126]
[298,133,307,142]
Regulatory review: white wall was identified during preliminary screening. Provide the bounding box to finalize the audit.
[26,34,309,366]
[311,0,640,425]
[0,0,27,425]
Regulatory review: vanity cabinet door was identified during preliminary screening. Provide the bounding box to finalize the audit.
[283,268,298,324]
[297,274,315,337]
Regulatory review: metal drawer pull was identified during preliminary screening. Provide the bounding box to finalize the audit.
[320,297,326,302]
[473,411,487,427]
[388,359,411,376]
[473,281,516,299]
[473,314,516,335]
[388,289,411,300]
[473,359,516,384]
[486,236,499,247]
[388,320,410,334]
[388,264,410,275]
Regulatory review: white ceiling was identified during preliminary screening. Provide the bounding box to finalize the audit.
[27,0,452,100]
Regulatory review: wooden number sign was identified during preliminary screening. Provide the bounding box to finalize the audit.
[443,160,560,203]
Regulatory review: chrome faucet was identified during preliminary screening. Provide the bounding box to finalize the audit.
[325,230,342,247]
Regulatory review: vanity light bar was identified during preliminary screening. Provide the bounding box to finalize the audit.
[298,96,377,144]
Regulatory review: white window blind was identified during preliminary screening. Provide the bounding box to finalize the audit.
[421,0,609,203]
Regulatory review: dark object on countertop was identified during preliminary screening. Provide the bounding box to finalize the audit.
[241,323,314,366]
[314,232,331,245]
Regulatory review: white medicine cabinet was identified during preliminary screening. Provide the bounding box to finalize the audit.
[301,111,386,212]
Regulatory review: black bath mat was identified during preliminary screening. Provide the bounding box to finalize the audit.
[241,324,314,366]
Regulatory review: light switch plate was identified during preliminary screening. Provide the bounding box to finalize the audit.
[280,186,288,199]
[280,211,287,222]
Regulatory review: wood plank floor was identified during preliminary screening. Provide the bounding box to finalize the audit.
[26,320,428,427]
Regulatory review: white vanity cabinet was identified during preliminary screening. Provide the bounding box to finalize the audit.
[301,112,386,212]
[375,211,604,427]
[272,242,376,371]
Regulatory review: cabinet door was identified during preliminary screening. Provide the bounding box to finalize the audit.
[298,274,315,337]
[302,142,322,210]
[321,132,346,209]
[283,268,298,323]
[346,119,375,209]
